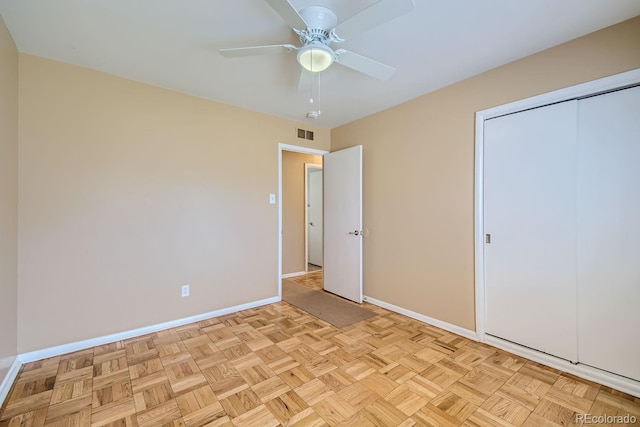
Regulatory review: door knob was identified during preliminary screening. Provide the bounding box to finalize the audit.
[349,230,360,236]
[309,222,314,226]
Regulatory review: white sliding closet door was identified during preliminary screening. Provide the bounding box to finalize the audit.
[577,85,640,381]
[484,101,578,362]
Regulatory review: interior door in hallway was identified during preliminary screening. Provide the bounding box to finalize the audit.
[307,166,323,267]
[323,145,363,303]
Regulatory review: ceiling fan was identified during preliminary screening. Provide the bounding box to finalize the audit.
[219,0,415,81]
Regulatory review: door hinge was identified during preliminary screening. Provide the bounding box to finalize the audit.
[485,234,491,244]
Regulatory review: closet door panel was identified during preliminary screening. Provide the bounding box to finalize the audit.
[577,85,640,381]
[484,101,578,361]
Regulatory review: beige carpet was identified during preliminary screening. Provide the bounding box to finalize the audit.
[282,279,377,328]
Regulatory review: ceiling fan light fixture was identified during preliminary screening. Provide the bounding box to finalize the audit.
[297,43,334,73]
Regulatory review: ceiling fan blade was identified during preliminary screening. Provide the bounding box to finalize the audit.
[219,44,297,58]
[264,0,308,30]
[335,49,396,80]
[335,0,415,40]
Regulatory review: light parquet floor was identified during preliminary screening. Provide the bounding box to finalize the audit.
[2,273,639,426]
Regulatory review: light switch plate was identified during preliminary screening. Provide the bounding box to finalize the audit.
[269,194,276,204]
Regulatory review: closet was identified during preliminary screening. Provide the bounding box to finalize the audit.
[483,84,640,382]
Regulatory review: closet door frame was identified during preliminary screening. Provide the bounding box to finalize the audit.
[474,68,640,396]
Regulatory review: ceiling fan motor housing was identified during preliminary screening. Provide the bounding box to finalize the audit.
[299,6,338,31]
[295,6,340,72]
[299,28,329,45]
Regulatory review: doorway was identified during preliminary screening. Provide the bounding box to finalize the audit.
[278,144,328,299]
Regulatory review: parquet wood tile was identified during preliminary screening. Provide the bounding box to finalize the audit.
[218,388,261,418]
[362,398,408,426]
[283,407,327,427]
[132,381,174,412]
[44,395,92,426]
[135,400,182,427]
[124,338,158,366]
[294,379,334,407]
[237,364,275,387]
[596,388,640,417]
[129,370,168,395]
[264,391,308,424]
[1,389,53,420]
[336,382,378,412]
[495,373,550,412]
[322,349,357,368]
[380,364,416,385]
[176,325,205,342]
[165,359,208,397]
[50,372,92,405]
[0,407,48,427]
[334,412,375,427]
[251,377,289,404]
[94,351,128,378]
[318,368,355,393]
[405,374,443,401]
[386,385,428,418]
[421,360,469,391]
[207,375,248,401]
[343,360,376,381]
[194,353,227,372]
[360,372,400,398]
[544,385,594,414]
[531,398,574,426]
[517,363,561,386]
[476,394,531,426]
[3,271,640,426]
[312,393,357,424]
[175,385,225,427]
[226,404,279,427]
[157,342,188,360]
[90,397,136,427]
[278,366,315,390]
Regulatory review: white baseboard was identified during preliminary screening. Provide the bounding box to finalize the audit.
[19,296,279,364]
[281,271,306,279]
[363,295,478,341]
[0,357,21,408]
[484,335,640,398]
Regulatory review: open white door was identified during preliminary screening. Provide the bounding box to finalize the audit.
[323,145,363,303]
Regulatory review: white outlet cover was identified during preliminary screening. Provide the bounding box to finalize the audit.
[181,285,189,297]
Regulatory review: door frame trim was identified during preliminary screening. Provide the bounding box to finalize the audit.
[304,163,323,272]
[474,68,640,341]
[278,143,328,300]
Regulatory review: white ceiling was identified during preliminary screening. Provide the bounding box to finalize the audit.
[1,0,639,128]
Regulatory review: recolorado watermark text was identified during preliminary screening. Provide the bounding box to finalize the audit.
[575,413,637,424]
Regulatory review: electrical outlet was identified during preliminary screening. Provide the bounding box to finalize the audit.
[181,284,190,297]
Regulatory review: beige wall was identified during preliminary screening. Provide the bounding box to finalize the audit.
[9,15,640,354]
[17,54,329,353]
[331,16,640,331]
[0,15,19,382]
[282,151,322,274]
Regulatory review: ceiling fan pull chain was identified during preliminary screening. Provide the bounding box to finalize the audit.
[317,72,321,115]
